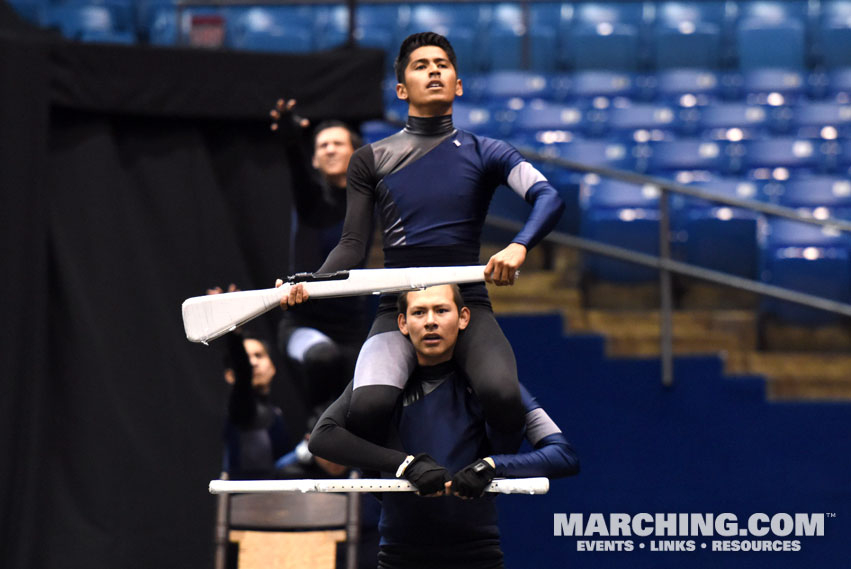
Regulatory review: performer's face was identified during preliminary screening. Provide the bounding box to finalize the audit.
[396,45,463,117]
[244,338,276,393]
[398,285,470,366]
[313,126,354,185]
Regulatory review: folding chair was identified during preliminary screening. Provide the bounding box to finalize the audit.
[215,471,361,569]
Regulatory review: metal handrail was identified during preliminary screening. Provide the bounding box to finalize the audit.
[519,148,851,233]
[499,148,851,387]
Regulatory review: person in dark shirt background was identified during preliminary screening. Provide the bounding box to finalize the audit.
[271,103,374,460]
[219,328,292,480]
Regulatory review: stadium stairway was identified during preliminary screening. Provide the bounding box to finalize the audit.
[487,259,851,401]
[493,310,850,569]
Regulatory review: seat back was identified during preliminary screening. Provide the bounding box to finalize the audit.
[217,473,362,569]
[229,492,350,531]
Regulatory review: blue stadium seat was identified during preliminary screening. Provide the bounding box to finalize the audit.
[562,70,637,101]
[646,139,730,175]
[407,3,486,74]
[64,0,134,31]
[792,100,851,139]
[741,68,807,106]
[580,179,661,282]
[652,1,728,69]
[314,4,349,50]
[46,4,122,41]
[816,0,851,68]
[145,3,179,45]
[672,178,762,278]
[480,2,562,72]
[744,138,826,178]
[606,102,680,140]
[136,0,172,42]
[838,137,851,175]
[360,120,400,144]
[735,1,809,70]
[759,215,851,324]
[353,3,405,70]
[773,176,851,211]
[482,2,562,72]
[554,71,641,136]
[382,75,409,122]
[229,7,315,53]
[539,138,636,172]
[654,69,724,106]
[698,102,772,141]
[453,101,504,137]
[476,71,554,102]
[513,99,587,139]
[485,3,526,71]
[529,2,570,71]
[564,2,647,71]
[827,67,851,101]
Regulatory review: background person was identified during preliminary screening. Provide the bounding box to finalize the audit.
[272,102,373,443]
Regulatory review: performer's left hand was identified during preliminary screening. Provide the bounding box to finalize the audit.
[451,458,496,499]
[485,243,526,286]
[269,98,310,137]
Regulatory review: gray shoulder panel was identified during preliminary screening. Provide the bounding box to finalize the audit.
[372,129,457,179]
[525,407,562,447]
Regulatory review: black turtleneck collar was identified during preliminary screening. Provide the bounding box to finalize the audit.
[413,359,457,380]
[404,359,457,406]
[405,114,455,136]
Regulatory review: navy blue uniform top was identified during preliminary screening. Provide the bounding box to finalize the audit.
[309,361,579,567]
[317,115,565,306]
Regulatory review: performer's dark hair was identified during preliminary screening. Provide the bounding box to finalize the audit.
[312,120,363,150]
[394,32,458,84]
[397,283,465,316]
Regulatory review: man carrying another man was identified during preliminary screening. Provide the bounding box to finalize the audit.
[308,284,579,569]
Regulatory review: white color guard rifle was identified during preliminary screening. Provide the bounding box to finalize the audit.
[182,265,493,344]
[209,477,549,495]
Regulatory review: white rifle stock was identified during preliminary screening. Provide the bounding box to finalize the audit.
[182,265,490,344]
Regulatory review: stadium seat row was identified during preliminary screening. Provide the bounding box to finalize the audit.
[448,69,851,105]
[575,176,851,324]
[10,0,851,73]
[443,98,851,142]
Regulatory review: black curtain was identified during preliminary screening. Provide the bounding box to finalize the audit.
[0,6,384,568]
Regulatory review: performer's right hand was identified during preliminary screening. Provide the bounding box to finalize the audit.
[400,453,451,497]
[275,280,309,310]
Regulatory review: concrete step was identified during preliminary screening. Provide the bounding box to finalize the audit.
[490,270,851,402]
[489,271,582,313]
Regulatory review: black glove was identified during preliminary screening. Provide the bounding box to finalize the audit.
[451,459,496,498]
[269,98,309,142]
[401,453,450,496]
